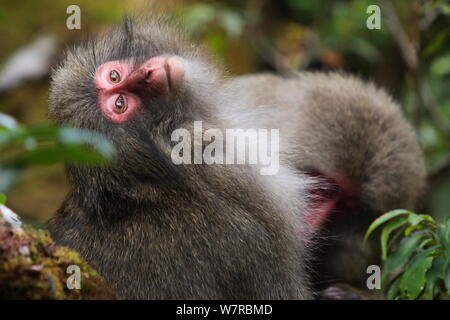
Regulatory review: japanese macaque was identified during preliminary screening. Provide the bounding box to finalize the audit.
[48,17,313,299]
[48,16,426,299]
[223,73,426,291]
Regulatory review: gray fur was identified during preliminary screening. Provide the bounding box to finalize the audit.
[222,72,426,286]
[49,17,312,299]
[48,16,425,298]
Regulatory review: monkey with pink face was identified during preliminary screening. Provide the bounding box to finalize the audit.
[48,17,426,299]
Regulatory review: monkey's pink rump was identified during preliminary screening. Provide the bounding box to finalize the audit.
[307,171,360,228]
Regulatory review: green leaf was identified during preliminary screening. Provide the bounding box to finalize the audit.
[426,257,442,299]
[399,248,436,299]
[365,209,413,241]
[387,276,402,300]
[440,218,450,249]
[0,121,116,193]
[0,113,18,130]
[404,224,423,236]
[184,3,216,34]
[0,166,20,193]
[445,264,450,296]
[58,127,116,160]
[350,37,381,62]
[423,30,448,58]
[430,54,450,76]
[408,213,424,227]
[404,214,436,236]
[400,256,434,299]
[438,219,450,279]
[1,125,116,167]
[219,9,243,38]
[380,216,408,260]
[418,238,434,250]
[385,231,425,273]
[0,125,58,147]
[419,214,435,224]
[0,193,6,205]
[25,126,59,138]
[10,145,111,166]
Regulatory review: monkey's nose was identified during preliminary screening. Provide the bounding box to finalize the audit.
[142,63,172,94]
[114,56,185,96]
[142,56,185,93]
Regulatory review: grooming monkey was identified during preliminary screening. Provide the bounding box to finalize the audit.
[48,17,426,299]
[222,73,426,290]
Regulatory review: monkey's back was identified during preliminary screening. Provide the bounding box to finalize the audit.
[224,72,426,213]
[223,72,426,287]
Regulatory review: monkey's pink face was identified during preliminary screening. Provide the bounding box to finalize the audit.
[94,56,185,123]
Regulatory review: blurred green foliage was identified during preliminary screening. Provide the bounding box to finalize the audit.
[0,193,6,205]
[0,0,125,62]
[0,112,116,196]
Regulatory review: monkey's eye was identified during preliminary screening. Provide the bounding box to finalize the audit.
[109,70,121,83]
[114,95,127,113]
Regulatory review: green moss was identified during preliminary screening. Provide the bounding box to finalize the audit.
[0,223,116,299]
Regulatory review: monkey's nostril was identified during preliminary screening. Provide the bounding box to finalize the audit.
[144,67,157,82]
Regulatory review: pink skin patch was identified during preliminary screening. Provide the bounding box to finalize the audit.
[94,56,185,123]
[306,171,360,229]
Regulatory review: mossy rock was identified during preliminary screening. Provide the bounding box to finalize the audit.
[0,207,116,299]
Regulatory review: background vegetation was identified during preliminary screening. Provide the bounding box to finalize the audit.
[366,210,450,299]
